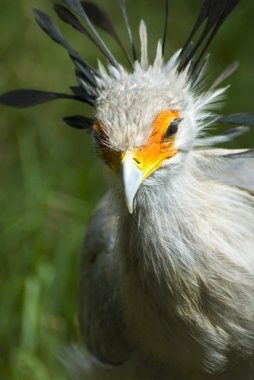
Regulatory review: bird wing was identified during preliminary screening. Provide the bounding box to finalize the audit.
[196,149,254,192]
[78,192,131,365]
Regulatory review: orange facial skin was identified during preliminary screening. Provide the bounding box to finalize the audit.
[93,110,179,176]
[132,110,179,175]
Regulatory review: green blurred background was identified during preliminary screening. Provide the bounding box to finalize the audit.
[0,0,253,379]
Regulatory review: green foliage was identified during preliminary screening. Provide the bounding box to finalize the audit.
[0,0,253,379]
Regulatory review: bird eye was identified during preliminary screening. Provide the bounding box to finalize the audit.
[164,118,182,140]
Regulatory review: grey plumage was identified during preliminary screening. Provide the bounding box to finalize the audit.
[78,193,131,365]
[0,1,254,379]
[202,150,254,192]
[76,152,254,380]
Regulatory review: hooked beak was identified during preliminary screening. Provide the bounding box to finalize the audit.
[120,141,177,213]
[121,151,144,214]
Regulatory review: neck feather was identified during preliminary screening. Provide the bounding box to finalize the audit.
[116,155,254,371]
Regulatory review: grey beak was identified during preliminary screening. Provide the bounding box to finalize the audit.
[121,152,144,214]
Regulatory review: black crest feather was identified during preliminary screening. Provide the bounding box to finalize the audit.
[33,8,79,61]
[81,1,132,67]
[0,90,77,108]
[216,113,254,125]
[33,7,98,105]
[53,4,105,52]
[33,9,96,77]
[179,0,240,74]
[53,4,118,68]
[63,0,118,67]
[118,0,137,61]
[70,85,96,106]
[63,115,94,130]
[162,0,170,55]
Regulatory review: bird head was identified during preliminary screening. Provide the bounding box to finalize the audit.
[0,0,247,214]
[89,17,227,213]
[92,40,200,213]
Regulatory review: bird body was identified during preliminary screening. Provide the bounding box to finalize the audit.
[76,149,254,380]
[1,0,254,379]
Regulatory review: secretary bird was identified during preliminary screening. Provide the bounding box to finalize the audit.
[1,0,254,379]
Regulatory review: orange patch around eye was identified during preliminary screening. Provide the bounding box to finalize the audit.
[151,110,180,137]
[133,110,179,171]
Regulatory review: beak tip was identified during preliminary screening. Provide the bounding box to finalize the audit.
[127,202,134,214]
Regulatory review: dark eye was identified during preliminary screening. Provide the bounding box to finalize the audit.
[164,118,182,139]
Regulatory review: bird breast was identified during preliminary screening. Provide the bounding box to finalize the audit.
[117,170,254,374]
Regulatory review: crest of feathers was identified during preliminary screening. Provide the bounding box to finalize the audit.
[0,0,254,153]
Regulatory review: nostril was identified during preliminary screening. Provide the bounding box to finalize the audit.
[133,157,141,165]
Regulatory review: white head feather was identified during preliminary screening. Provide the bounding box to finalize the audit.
[95,22,227,160]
